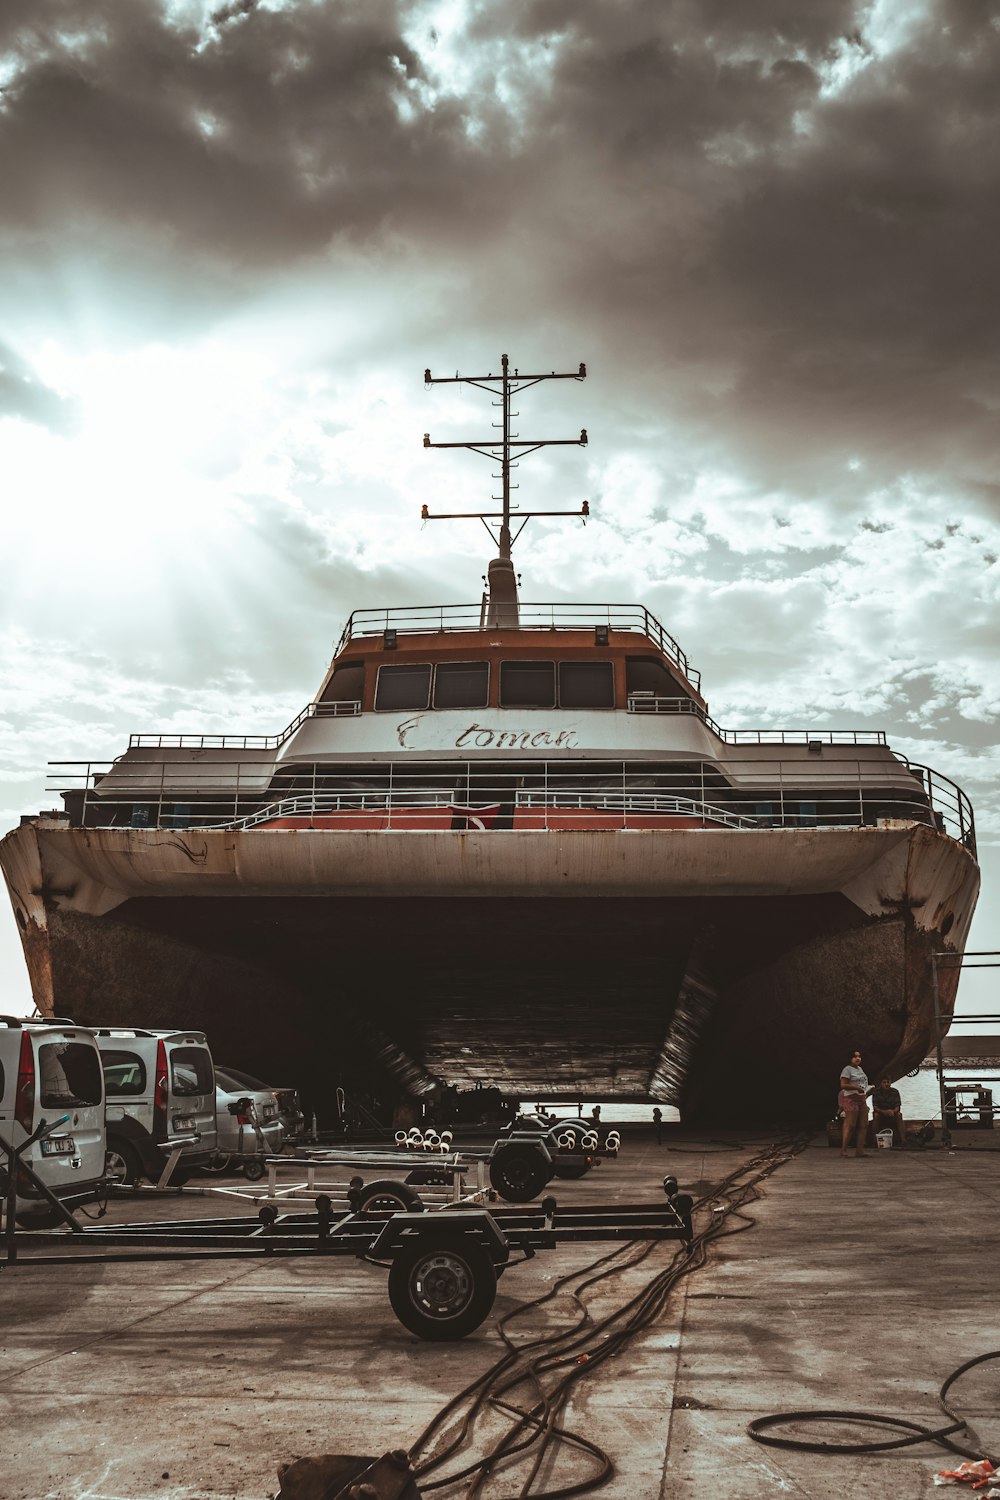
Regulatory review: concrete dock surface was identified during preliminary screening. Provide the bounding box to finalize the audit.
[1,1130,997,1500]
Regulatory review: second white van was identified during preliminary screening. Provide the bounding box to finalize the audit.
[95,1028,217,1184]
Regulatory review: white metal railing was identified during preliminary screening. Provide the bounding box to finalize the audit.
[128,693,889,753]
[47,755,976,851]
[626,695,888,745]
[336,601,701,689]
[127,699,359,750]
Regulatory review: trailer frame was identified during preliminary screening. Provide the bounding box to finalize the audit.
[1,1187,693,1341]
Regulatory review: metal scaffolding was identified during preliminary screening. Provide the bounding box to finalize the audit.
[930,950,999,1147]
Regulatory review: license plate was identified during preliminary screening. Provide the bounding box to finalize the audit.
[41,1136,75,1156]
[173,1116,196,1131]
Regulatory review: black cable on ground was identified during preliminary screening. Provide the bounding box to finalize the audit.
[748,1349,1000,1463]
[408,1133,811,1498]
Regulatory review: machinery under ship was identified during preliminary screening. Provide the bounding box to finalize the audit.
[0,357,981,1122]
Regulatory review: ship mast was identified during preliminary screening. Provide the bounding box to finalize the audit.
[422,354,589,627]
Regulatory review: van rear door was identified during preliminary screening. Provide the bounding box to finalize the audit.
[33,1030,105,1184]
[167,1042,217,1153]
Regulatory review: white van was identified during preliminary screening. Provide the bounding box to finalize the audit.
[94,1028,218,1184]
[0,1016,106,1227]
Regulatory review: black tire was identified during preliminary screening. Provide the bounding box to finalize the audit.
[15,1204,67,1230]
[489,1145,550,1202]
[554,1160,590,1180]
[355,1179,424,1213]
[242,1159,266,1183]
[105,1139,142,1187]
[387,1235,497,1340]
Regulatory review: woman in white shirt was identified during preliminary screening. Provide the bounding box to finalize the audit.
[839,1050,870,1156]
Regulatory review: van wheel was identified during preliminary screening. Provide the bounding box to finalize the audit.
[15,1205,67,1229]
[387,1235,496,1340]
[242,1159,266,1182]
[105,1140,142,1187]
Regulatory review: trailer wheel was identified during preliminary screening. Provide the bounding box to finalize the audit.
[105,1139,142,1187]
[388,1235,496,1340]
[355,1179,424,1213]
[489,1145,550,1202]
[242,1159,267,1182]
[553,1160,590,1180]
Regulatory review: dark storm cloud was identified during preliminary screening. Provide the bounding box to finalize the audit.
[0,340,75,432]
[3,0,1000,487]
[483,0,1000,492]
[0,0,481,272]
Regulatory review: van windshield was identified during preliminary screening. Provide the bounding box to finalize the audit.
[170,1047,214,1097]
[39,1043,103,1108]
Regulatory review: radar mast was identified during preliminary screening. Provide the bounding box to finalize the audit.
[421,354,590,627]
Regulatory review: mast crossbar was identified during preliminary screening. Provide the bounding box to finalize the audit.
[421,353,590,568]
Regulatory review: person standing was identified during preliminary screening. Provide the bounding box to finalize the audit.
[839,1050,870,1156]
[652,1106,663,1145]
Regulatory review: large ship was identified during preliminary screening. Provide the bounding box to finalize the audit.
[0,357,981,1122]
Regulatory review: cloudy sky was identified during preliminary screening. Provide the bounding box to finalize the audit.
[1,0,998,1013]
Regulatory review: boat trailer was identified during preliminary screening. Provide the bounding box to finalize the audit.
[3,1184,693,1341]
[198,1122,623,1210]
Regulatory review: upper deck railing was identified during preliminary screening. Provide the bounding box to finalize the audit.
[46,755,976,853]
[335,603,701,690]
[128,699,359,750]
[127,694,888,752]
[626,695,888,745]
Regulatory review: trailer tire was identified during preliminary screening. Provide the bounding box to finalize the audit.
[242,1159,266,1183]
[105,1139,142,1187]
[554,1160,590,1179]
[388,1235,496,1340]
[489,1145,550,1202]
[356,1179,424,1213]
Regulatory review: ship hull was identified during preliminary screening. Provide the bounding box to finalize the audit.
[1,820,979,1122]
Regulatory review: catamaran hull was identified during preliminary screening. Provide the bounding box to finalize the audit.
[1,820,979,1122]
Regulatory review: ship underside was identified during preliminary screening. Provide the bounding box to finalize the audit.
[1,821,980,1123]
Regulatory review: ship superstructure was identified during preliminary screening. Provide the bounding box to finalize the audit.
[0,357,980,1121]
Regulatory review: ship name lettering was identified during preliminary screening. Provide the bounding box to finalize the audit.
[454,724,577,749]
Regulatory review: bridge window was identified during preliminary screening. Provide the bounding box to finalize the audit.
[434,661,489,709]
[500,661,555,708]
[626,657,681,698]
[324,663,364,703]
[375,663,432,711]
[559,661,614,708]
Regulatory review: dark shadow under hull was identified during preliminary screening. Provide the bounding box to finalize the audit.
[34,893,954,1125]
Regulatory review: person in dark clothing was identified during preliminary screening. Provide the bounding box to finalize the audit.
[652,1106,663,1145]
[871,1078,905,1145]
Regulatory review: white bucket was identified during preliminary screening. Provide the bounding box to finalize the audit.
[876,1130,893,1150]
